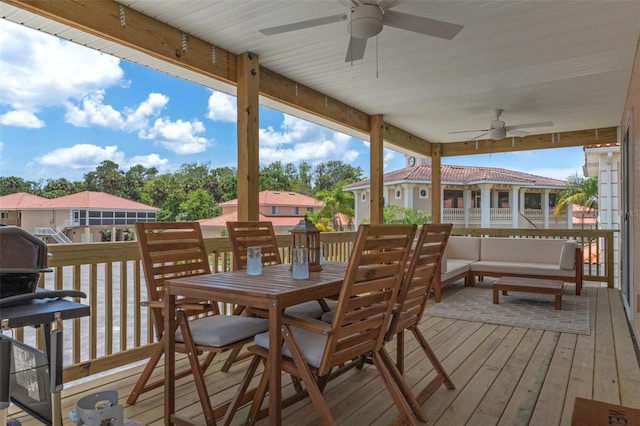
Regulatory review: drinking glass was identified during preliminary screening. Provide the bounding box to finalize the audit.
[291,247,309,280]
[246,246,262,276]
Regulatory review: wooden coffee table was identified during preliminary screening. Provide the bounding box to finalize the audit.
[493,276,565,310]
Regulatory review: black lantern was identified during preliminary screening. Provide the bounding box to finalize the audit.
[291,216,321,272]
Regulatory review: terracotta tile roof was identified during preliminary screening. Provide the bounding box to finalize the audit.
[583,143,620,150]
[343,164,566,190]
[219,191,323,208]
[198,212,307,228]
[22,191,158,211]
[0,192,48,209]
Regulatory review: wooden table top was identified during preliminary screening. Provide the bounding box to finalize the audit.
[494,276,564,289]
[167,261,348,307]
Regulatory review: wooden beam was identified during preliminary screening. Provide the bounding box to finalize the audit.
[236,53,260,221]
[4,0,237,83]
[431,144,442,224]
[260,68,370,135]
[441,127,618,157]
[383,122,433,156]
[370,115,384,225]
[5,0,430,156]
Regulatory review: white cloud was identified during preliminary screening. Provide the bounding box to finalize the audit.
[140,117,211,154]
[0,110,45,128]
[124,153,170,172]
[125,93,169,131]
[35,144,171,174]
[65,90,125,129]
[37,144,125,170]
[206,91,236,122]
[259,115,359,165]
[0,20,123,127]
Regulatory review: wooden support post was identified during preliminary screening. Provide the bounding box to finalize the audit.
[370,115,384,224]
[237,52,260,221]
[431,143,442,224]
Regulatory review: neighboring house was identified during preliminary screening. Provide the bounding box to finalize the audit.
[0,192,48,227]
[343,156,572,228]
[583,143,621,280]
[198,190,325,237]
[0,191,158,243]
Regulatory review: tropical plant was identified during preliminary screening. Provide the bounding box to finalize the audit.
[553,173,598,226]
[315,182,355,231]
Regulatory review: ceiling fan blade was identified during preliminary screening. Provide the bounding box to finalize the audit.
[472,132,490,140]
[508,129,529,137]
[378,0,399,11]
[259,13,346,36]
[345,36,367,62]
[383,10,463,40]
[507,121,554,130]
[448,128,490,134]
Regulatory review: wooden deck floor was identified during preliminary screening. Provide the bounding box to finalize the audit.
[8,283,640,425]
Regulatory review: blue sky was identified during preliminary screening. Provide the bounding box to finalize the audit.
[0,20,586,184]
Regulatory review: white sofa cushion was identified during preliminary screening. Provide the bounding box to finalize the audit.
[447,237,481,261]
[479,238,565,264]
[441,260,473,282]
[470,260,575,278]
[559,240,577,270]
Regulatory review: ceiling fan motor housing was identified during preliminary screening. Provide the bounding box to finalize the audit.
[348,4,384,39]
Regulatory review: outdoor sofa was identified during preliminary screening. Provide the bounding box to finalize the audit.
[435,236,583,302]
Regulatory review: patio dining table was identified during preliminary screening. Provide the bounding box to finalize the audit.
[164,261,348,425]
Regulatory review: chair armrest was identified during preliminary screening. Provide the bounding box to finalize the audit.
[282,314,334,335]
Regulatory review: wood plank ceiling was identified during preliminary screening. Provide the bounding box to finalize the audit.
[2,1,639,155]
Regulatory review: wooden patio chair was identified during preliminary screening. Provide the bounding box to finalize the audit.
[383,223,455,405]
[224,223,429,425]
[127,222,268,425]
[226,221,333,319]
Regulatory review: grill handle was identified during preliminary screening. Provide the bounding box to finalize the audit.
[0,290,87,307]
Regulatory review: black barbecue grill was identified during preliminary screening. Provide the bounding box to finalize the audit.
[0,226,52,298]
[0,226,89,426]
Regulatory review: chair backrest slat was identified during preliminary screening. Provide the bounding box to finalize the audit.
[386,224,452,340]
[135,221,212,339]
[226,221,282,271]
[321,223,416,375]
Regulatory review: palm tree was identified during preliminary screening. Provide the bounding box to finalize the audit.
[553,173,598,226]
[315,183,354,231]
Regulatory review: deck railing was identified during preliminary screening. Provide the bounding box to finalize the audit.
[14,227,615,385]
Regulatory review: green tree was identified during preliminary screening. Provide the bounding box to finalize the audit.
[553,173,598,226]
[0,176,40,195]
[176,188,218,221]
[315,183,355,231]
[84,160,125,195]
[313,161,363,192]
[123,164,158,202]
[362,205,431,225]
[42,178,83,198]
[259,162,291,191]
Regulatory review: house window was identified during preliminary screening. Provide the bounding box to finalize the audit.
[395,189,402,199]
[361,192,367,202]
[292,207,300,215]
[0,212,7,219]
[549,193,557,207]
[444,190,464,208]
[419,188,428,199]
[498,191,509,208]
[524,193,542,209]
[306,207,313,213]
[271,206,280,215]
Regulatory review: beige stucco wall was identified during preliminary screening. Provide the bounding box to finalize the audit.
[621,34,640,344]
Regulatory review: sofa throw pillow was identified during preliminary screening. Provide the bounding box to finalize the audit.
[559,240,577,270]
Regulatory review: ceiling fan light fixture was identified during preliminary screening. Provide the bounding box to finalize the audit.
[348,4,383,39]
[489,128,506,140]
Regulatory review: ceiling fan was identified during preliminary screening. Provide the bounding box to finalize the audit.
[258,0,463,62]
[449,109,554,141]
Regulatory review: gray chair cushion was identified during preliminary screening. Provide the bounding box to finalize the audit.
[254,320,327,368]
[285,299,338,319]
[320,309,335,324]
[175,315,268,348]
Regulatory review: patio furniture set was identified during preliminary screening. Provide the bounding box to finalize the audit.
[123,221,575,425]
